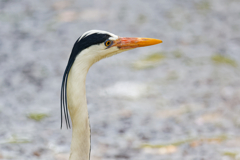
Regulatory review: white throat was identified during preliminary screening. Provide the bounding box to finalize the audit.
[67,53,94,160]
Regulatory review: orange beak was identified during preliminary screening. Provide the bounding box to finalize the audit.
[112,37,162,50]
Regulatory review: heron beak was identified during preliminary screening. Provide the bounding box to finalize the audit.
[112,37,162,50]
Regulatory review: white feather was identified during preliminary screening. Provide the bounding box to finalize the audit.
[77,30,118,42]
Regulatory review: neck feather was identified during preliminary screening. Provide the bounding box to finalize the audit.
[67,55,94,160]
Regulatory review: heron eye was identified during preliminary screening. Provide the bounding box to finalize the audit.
[105,40,112,47]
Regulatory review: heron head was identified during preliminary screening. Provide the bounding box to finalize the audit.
[70,30,162,64]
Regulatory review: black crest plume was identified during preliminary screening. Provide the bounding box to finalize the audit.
[61,32,111,129]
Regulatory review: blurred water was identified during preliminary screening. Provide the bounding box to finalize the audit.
[0,0,240,159]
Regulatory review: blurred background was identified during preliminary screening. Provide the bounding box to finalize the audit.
[1,0,240,159]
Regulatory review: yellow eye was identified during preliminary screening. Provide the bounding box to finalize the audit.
[105,40,111,47]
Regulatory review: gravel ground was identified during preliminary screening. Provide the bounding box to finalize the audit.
[1,0,240,160]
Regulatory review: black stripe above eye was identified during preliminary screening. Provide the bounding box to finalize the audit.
[60,33,111,129]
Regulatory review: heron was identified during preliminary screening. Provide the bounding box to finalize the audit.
[60,30,162,160]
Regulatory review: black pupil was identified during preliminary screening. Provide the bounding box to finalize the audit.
[107,41,110,45]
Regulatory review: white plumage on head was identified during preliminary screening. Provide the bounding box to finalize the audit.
[77,30,118,42]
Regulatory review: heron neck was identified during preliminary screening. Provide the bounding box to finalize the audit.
[67,57,93,160]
